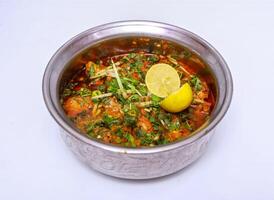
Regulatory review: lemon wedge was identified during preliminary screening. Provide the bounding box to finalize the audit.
[145,63,180,98]
[160,83,193,113]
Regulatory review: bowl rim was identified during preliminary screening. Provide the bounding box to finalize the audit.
[42,20,233,154]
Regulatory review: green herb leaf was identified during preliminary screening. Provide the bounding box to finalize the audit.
[92,98,100,103]
[102,115,120,128]
[62,82,78,97]
[147,55,159,63]
[97,85,106,92]
[149,116,156,123]
[149,116,160,131]
[123,104,139,127]
[190,76,202,91]
[89,64,95,77]
[139,132,154,145]
[107,79,119,93]
[77,88,92,97]
[183,48,192,59]
[115,128,124,137]
[138,85,148,96]
[86,123,95,134]
[169,119,180,131]
[157,137,169,145]
[125,133,136,147]
[115,137,122,144]
[128,94,140,102]
[63,88,72,97]
[122,77,139,87]
[124,115,137,127]
[130,61,142,69]
[114,93,127,104]
[151,94,163,107]
[128,53,136,59]
[179,112,189,121]
[92,90,102,97]
[184,120,192,131]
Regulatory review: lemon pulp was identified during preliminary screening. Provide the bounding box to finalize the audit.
[145,63,180,98]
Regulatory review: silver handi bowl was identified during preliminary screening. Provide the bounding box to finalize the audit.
[42,21,233,179]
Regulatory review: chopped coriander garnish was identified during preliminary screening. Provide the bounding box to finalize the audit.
[183,48,192,59]
[124,133,136,147]
[151,94,163,107]
[138,85,148,96]
[102,115,120,128]
[147,55,159,63]
[92,98,100,103]
[86,123,94,134]
[169,119,180,131]
[97,85,106,92]
[89,63,95,77]
[128,94,140,102]
[77,88,92,97]
[63,88,73,97]
[107,79,119,93]
[92,90,102,97]
[190,76,202,91]
[115,128,124,137]
[184,120,192,131]
[128,53,136,59]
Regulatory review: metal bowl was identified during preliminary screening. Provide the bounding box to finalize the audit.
[42,21,233,179]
